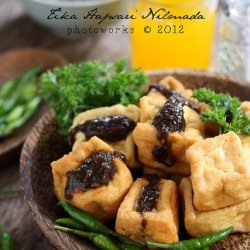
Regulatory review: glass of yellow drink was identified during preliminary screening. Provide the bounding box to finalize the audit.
[130,0,218,70]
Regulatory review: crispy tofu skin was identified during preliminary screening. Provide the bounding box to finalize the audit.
[187,131,250,211]
[51,136,133,222]
[179,178,250,237]
[159,76,186,91]
[71,104,140,129]
[239,102,250,151]
[148,76,199,109]
[133,94,204,175]
[115,178,179,244]
[241,101,250,118]
[143,167,169,178]
[143,167,184,186]
[158,76,194,100]
[70,104,140,168]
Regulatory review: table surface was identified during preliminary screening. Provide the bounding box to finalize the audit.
[0,0,130,249]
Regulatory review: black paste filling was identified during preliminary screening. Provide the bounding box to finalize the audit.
[226,110,233,123]
[149,84,199,112]
[136,176,160,213]
[64,150,125,200]
[68,115,136,146]
[152,95,186,167]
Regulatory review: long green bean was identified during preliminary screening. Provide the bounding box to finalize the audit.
[54,225,120,250]
[147,227,233,250]
[58,201,144,248]
[56,218,87,231]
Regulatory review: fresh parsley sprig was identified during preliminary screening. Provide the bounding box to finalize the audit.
[193,88,250,135]
[39,59,148,136]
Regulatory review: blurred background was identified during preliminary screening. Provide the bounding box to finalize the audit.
[0,0,250,249]
[1,0,250,80]
[0,0,250,80]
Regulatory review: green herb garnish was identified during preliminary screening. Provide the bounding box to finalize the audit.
[39,59,148,136]
[193,88,250,135]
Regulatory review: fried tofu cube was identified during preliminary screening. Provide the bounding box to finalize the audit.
[241,101,250,118]
[187,131,250,211]
[159,76,193,100]
[115,177,179,244]
[133,122,191,175]
[133,95,204,175]
[179,177,250,237]
[148,76,199,108]
[141,76,201,125]
[159,76,186,92]
[70,104,140,168]
[239,103,250,152]
[52,136,133,222]
[143,167,169,178]
[143,167,184,184]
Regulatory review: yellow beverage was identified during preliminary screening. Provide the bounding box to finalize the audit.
[130,0,218,70]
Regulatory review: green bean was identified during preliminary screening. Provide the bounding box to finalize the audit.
[23,97,41,118]
[6,105,25,124]
[56,218,87,231]
[0,224,13,250]
[7,97,41,132]
[0,189,20,196]
[0,80,15,98]
[18,82,36,102]
[56,217,144,250]
[147,226,233,250]
[57,201,143,248]
[0,98,17,115]
[19,66,41,83]
[57,201,109,234]
[0,66,41,138]
[54,225,120,250]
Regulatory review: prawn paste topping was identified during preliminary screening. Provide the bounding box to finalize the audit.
[149,84,199,112]
[68,115,136,146]
[152,95,186,166]
[65,150,125,199]
[136,176,160,213]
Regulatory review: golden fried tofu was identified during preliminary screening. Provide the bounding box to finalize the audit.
[115,177,179,244]
[179,178,250,237]
[52,136,133,222]
[143,167,169,178]
[70,104,140,168]
[187,131,250,211]
[143,167,184,185]
[133,95,204,175]
[147,76,198,107]
[241,101,250,118]
[159,76,193,99]
[160,76,186,92]
[239,102,250,151]
[155,76,220,137]
[139,94,165,123]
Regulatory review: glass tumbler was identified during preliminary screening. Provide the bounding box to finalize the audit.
[217,0,250,82]
[130,0,218,70]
